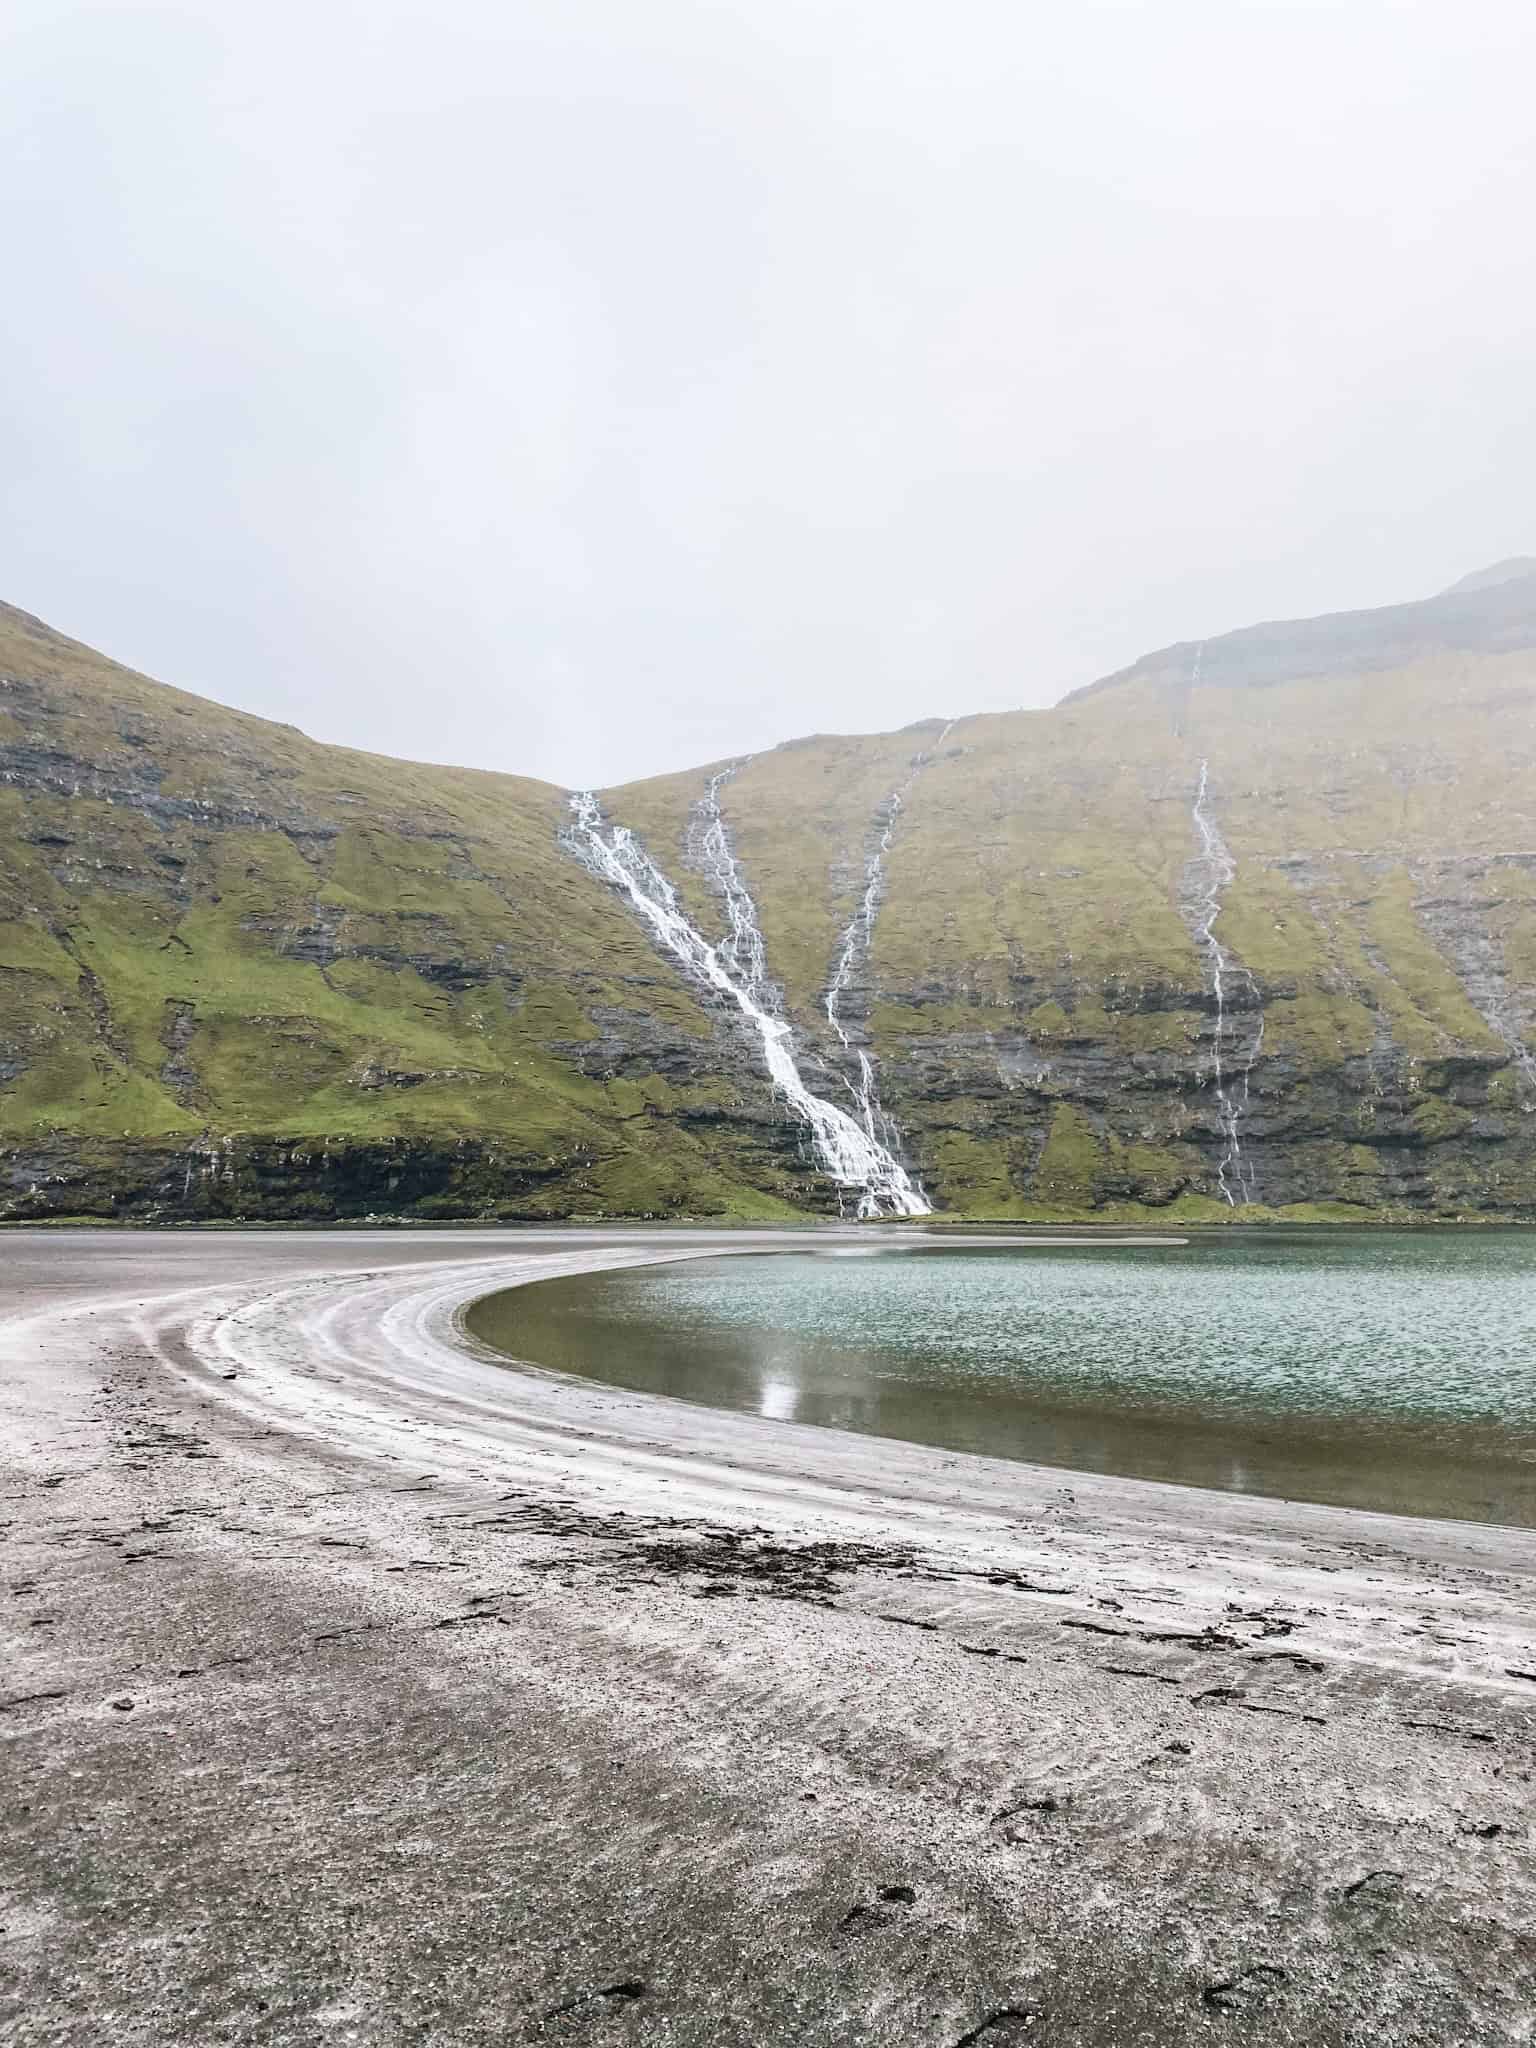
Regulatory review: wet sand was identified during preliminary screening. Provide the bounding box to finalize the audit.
[2,1226,1533,2046]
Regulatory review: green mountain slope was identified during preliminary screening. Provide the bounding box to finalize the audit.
[4,567,1536,1221]
[0,603,809,1219]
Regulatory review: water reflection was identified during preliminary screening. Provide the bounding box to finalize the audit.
[464,1235,1536,1528]
[757,1374,799,1422]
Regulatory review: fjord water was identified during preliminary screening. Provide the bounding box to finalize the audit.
[466,1234,1536,1527]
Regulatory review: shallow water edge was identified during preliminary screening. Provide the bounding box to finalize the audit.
[466,1230,1536,1529]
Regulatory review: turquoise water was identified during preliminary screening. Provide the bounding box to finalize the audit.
[465,1233,1536,1525]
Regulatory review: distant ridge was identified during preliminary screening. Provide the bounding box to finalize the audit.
[1070,558,1536,702]
[1440,557,1536,596]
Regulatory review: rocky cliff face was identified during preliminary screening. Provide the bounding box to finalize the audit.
[3,569,1536,1221]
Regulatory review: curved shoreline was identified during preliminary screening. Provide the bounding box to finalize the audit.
[6,1223,1534,1669]
[4,1226,1535,2046]
[160,1229,1536,1586]
[456,1242,1536,1535]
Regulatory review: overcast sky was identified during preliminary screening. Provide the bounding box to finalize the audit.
[4,3,1533,787]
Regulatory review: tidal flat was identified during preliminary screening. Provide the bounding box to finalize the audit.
[2,1226,1534,2046]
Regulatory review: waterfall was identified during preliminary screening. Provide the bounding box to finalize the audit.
[565,790,931,1218]
[1413,889,1536,1108]
[1189,755,1265,1204]
[1481,993,1536,1100]
[825,721,956,1148]
[688,762,768,993]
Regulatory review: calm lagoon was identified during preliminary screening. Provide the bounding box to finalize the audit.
[465,1232,1536,1526]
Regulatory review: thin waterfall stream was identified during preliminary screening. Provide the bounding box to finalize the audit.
[1482,999,1536,1101]
[689,762,769,993]
[1188,751,1265,1204]
[825,721,956,1147]
[564,789,931,1217]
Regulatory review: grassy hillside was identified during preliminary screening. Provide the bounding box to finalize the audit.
[606,564,1536,1221]
[5,566,1536,1221]
[0,603,804,1219]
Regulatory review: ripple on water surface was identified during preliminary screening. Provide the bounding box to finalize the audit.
[464,1233,1536,1527]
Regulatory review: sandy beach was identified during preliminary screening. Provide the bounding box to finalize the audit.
[2,1226,1533,2046]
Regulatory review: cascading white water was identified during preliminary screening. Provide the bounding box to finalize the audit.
[565,790,931,1218]
[1484,1001,1536,1100]
[689,762,768,993]
[1434,921,1536,1105]
[824,722,956,1148]
[1189,755,1265,1204]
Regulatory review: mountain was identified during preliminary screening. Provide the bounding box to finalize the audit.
[0,602,807,1221]
[4,566,1536,1222]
